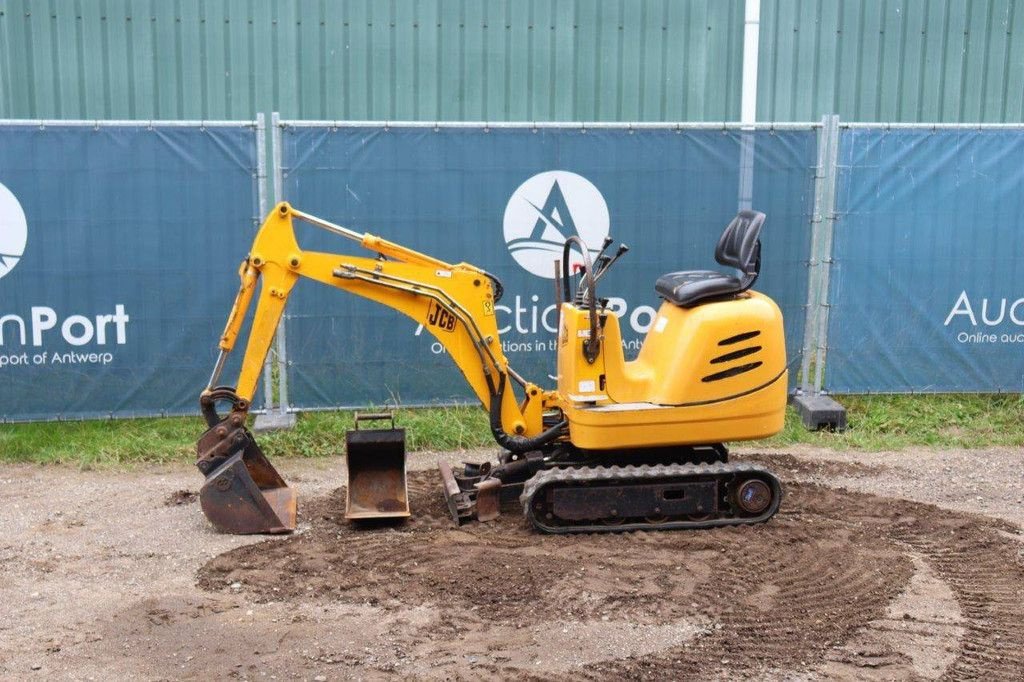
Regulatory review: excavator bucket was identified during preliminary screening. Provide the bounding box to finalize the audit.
[197,415,296,534]
[344,413,410,521]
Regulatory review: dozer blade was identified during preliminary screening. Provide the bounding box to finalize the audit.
[437,460,505,525]
[345,413,410,521]
[439,460,474,525]
[474,478,502,522]
[198,432,296,534]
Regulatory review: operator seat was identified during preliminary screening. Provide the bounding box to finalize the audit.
[655,210,766,308]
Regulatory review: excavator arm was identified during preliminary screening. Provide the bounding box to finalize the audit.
[195,203,562,534]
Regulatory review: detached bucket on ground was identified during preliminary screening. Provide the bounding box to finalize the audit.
[345,413,410,521]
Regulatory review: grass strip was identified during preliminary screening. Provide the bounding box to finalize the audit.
[1,394,1022,468]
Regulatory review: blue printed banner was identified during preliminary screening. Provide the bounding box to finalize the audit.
[827,128,1024,393]
[0,124,261,420]
[281,125,816,409]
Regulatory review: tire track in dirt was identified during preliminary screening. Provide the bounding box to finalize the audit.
[196,461,1024,679]
[888,519,1024,680]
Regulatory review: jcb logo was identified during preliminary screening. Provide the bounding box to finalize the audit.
[427,301,457,333]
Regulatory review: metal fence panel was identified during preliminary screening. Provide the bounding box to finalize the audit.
[280,123,816,410]
[0,122,261,420]
[826,126,1024,393]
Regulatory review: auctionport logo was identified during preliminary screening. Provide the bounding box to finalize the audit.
[502,171,610,279]
[0,181,27,280]
[0,183,131,369]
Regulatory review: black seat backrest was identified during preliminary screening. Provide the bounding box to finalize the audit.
[714,209,765,292]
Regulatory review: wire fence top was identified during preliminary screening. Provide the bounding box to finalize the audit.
[841,122,1024,130]
[0,119,259,128]
[277,120,823,131]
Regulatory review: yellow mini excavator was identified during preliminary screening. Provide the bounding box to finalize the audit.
[196,203,787,535]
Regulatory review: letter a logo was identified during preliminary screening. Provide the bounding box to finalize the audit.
[503,171,610,279]
[527,180,578,244]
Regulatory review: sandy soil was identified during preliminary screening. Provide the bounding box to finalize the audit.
[1,447,1022,680]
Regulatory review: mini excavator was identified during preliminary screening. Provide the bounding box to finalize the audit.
[196,203,787,535]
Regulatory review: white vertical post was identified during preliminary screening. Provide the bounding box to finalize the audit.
[740,0,761,126]
[737,0,760,211]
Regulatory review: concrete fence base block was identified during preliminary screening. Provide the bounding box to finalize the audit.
[790,393,847,432]
[253,411,297,433]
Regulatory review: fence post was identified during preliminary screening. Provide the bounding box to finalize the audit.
[254,113,274,415]
[791,114,847,431]
[798,118,828,393]
[253,112,297,431]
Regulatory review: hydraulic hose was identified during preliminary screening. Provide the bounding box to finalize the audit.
[489,374,567,453]
[481,269,504,303]
[561,236,601,363]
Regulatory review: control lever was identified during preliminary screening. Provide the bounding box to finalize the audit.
[594,244,630,283]
[572,261,586,305]
[578,237,614,304]
[573,238,617,306]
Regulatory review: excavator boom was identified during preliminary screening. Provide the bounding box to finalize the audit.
[196,203,559,533]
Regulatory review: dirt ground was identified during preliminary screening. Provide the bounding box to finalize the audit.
[2,446,1023,680]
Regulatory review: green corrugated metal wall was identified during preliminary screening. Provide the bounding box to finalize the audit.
[759,0,1024,122]
[0,0,744,121]
[1,0,1022,123]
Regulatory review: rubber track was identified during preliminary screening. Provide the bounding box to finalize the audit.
[519,461,783,534]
